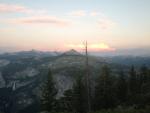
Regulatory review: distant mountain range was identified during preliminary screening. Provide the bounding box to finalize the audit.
[1,47,150,57]
[0,49,61,57]
[90,48,150,57]
[0,49,150,113]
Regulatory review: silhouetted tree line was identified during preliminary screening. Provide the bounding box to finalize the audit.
[41,65,150,113]
[0,88,14,113]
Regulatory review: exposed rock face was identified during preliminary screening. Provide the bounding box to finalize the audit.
[7,80,34,89]
[54,74,74,97]
[0,72,5,88]
[13,68,39,79]
[49,55,86,70]
[0,59,10,67]
[0,50,110,113]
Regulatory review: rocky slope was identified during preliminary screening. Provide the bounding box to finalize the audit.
[0,50,149,113]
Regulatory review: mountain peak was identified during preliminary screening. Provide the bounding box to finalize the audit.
[62,49,81,56]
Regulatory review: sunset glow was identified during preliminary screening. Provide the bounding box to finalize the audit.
[0,0,150,53]
[66,43,116,52]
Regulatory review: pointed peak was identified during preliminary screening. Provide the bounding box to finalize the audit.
[69,49,78,52]
[62,49,81,56]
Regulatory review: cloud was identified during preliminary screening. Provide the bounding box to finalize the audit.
[69,10,102,17]
[98,18,116,30]
[69,10,87,17]
[0,3,69,27]
[66,43,116,52]
[68,10,116,30]
[66,44,85,48]
[89,43,116,51]
[0,3,32,14]
[90,11,99,16]
[0,3,46,14]
[8,16,71,27]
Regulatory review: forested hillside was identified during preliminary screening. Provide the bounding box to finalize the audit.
[0,50,150,113]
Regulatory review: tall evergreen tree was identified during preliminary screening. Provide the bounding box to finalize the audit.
[139,65,150,105]
[72,76,87,113]
[59,76,87,113]
[116,70,128,105]
[58,89,74,112]
[41,69,57,112]
[139,65,149,88]
[129,66,137,94]
[128,65,138,105]
[94,65,116,110]
[59,75,89,113]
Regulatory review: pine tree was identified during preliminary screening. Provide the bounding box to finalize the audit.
[94,65,116,110]
[41,69,57,112]
[139,65,149,89]
[116,70,127,105]
[59,75,89,113]
[139,65,150,106]
[128,65,138,105]
[72,76,87,113]
[58,89,74,112]
[129,66,137,94]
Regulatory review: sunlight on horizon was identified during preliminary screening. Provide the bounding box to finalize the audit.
[0,0,150,54]
[66,43,116,52]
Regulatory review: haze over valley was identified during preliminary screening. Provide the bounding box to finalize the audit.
[0,0,150,113]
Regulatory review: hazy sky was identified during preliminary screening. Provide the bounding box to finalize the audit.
[0,0,150,52]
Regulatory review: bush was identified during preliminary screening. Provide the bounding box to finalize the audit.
[92,106,150,113]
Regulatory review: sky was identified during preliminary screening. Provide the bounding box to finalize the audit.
[0,0,150,54]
